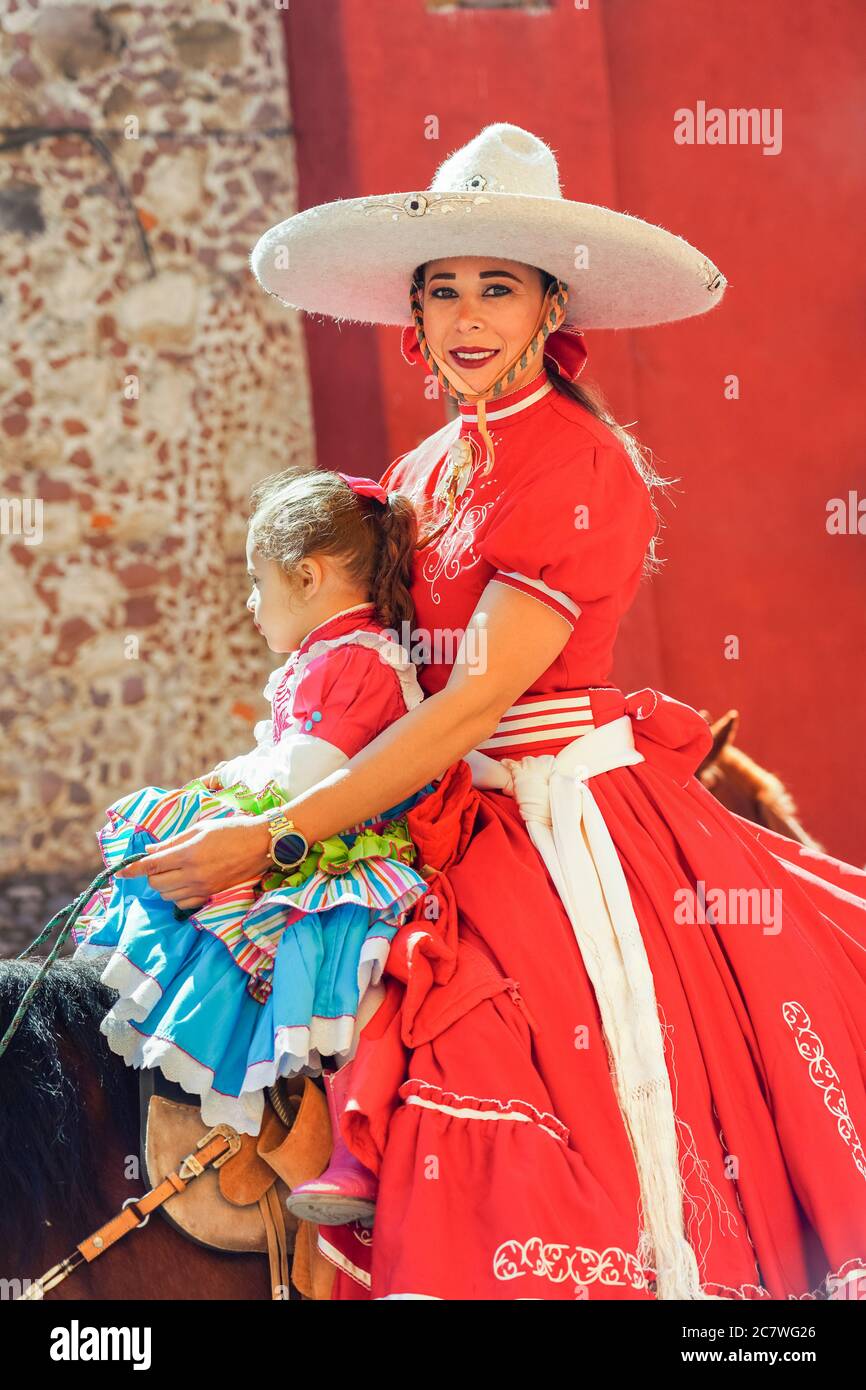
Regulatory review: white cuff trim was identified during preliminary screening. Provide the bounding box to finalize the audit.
[494,569,581,620]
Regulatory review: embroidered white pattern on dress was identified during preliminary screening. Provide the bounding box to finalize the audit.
[492,1238,866,1300]
[782,1000,866,1182]
[492,1237,649,1292]
[420,484,495,606]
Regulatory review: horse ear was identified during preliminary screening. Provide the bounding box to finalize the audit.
[701,708,740,763]
[711,710,739,757]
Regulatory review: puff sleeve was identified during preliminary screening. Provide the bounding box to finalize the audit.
[289,642,413,758]
[215,640,421,799]
[478,444,656,627]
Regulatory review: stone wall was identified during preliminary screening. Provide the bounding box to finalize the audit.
[0,0,312,936]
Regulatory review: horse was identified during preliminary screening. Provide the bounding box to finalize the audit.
[696,708,824,851]
[0,957,287,1301]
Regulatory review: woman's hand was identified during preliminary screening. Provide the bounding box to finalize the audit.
[113,815,273,910]
[199,768,225,791]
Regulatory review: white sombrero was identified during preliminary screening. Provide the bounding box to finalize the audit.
[250,122,727,330]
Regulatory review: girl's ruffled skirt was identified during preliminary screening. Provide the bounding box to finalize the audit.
[71,777,432,1135]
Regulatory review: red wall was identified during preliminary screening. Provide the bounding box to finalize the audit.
[283,0,866,862]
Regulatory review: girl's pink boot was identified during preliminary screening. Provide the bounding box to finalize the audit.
[284,1059,377,1227]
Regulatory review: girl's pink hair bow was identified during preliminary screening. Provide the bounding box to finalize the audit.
[337,472,389,504]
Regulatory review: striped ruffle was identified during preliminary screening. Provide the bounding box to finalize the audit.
[192,847,429,991]
[95,780,282,867]
[77,780,431,997]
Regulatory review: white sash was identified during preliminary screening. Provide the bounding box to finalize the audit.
[466,716,719,1300]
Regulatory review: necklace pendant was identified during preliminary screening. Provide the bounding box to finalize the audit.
[454,457,474,498]
[447,437,473,474]
[435,437,474,506]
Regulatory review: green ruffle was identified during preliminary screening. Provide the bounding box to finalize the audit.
[185,776,287,818]
[261,820,417,892]
[184,776,419,893]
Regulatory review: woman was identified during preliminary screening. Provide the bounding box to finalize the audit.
[118,124,866,1301]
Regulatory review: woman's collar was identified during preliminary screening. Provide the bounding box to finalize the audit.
[457,367,553,430]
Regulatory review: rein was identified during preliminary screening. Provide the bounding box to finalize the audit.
[0,850,149,1060]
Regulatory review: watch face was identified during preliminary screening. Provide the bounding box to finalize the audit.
[272,831,307,868]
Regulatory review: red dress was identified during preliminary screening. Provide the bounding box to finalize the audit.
[322,369,866,1301]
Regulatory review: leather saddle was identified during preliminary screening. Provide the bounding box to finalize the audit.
[139,1069,337,1299]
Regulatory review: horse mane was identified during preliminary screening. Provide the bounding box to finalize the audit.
[0,958,138,1256]
[711,741,799,817]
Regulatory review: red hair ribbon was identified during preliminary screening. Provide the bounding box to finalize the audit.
[400,326,425,368]
[400,324,588,383]
[543,326,588,382]
[337,472,389,504]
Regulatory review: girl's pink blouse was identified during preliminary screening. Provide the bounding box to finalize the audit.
[271,608,410,757]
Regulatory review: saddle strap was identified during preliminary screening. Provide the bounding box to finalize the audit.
[18,1127,241,1299]
[259,1185,290,1299]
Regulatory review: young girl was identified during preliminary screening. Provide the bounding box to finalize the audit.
[72,466,435,1223]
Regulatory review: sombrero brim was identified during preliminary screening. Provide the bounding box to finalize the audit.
[250,188,727,330]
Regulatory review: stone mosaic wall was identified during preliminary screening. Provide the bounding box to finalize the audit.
[0,0,312,931]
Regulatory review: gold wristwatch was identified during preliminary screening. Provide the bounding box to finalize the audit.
[264,808,310,871]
